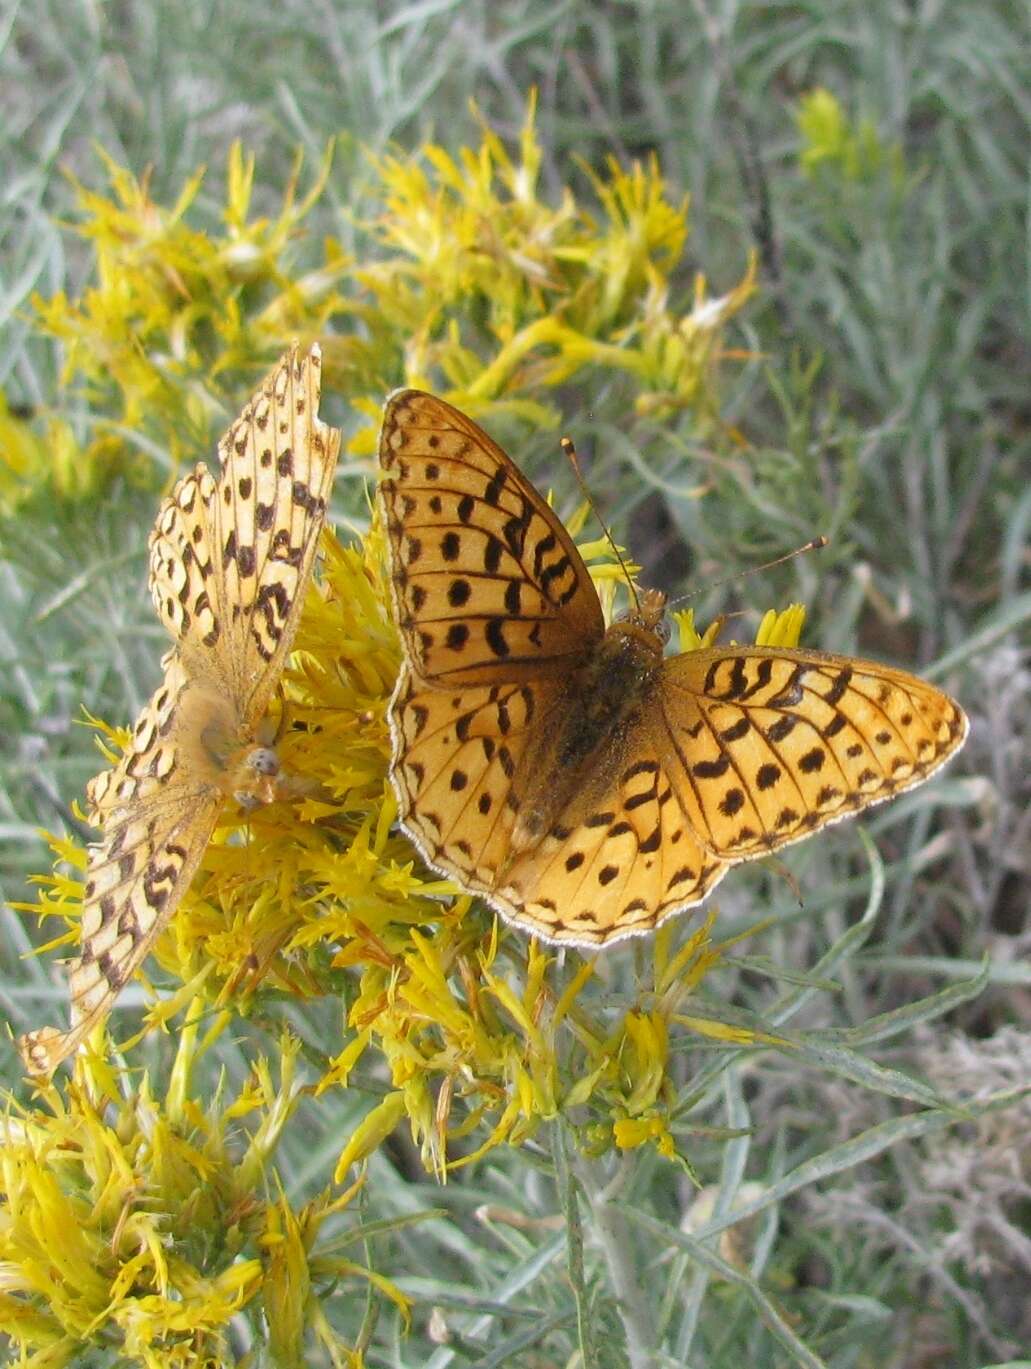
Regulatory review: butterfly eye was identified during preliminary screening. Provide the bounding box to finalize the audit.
[248,747,280,778]
[655,617,672,646]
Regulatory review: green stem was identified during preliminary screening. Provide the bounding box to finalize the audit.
[575,1153,658,1368]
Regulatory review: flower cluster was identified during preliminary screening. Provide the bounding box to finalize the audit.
[796,87,904,186]
[8,503,803,1359]
[13,95,754,509]
[1,1025,406,1366]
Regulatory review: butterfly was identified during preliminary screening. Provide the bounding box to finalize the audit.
[19,344,341,1074]
[378,390,968,948]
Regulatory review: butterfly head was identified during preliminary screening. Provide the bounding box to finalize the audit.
[233,746,282,809]
[612,585,671,652]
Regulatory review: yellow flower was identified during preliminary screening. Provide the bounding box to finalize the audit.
[0,1023,400,1362]
[797,87,904,185]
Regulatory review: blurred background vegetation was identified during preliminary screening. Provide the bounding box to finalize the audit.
[1,1,1028,1365]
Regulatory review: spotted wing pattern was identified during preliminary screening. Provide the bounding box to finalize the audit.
[390,670,730,946]
[150,341,340,713]
[492,732,731,945]
[20,344,341,1074]
[379,390,604,687]
[380,390,968,949]
[389,670,556,889]
[656,647,968,860]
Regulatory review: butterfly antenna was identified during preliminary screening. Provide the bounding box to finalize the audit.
[560,434,641,613]
[666,536,829,610]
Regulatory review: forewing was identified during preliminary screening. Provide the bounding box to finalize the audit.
[379,389,605,687]
[149,343,341,724]
[148,466,221,663]
[656,646,968,859]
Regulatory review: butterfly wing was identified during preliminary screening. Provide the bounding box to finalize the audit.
[492,723,731,947]
[391,662,729,945]
[654,645,968,859]
[389,666,562,890]
[19,659,223,1074]
[379,390,604,688]
[20,346,341,1074]
[380,389,615,916]
[151,343,341,725]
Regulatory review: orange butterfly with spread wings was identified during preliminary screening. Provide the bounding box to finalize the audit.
[379,390,967,948]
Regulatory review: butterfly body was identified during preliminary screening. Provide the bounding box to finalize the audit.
[380,390,968,948]
[190,687,282,806]
[507,605,668,853]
